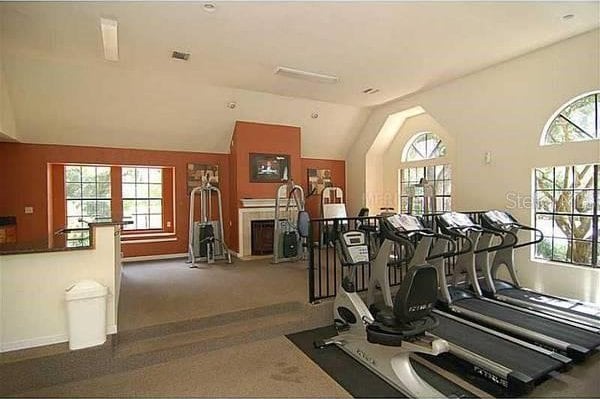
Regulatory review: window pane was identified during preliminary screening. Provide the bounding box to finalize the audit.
[149,214,162,229]
[536,237,553,260]
[97,200,111,218]
[574,164,594,189]
[136,168,149,183]
[136,199,149,214]
[82,183,97,198]
[552,238,569,262]
[560,95,596,138]
[553,215,572,239]
[574,191,594,214]
[122,183,136,198]
[81,166,97,182]
[82,200,96,216]
[67,200,82,216]
[67,216,83,228]
[554,166,573,189]
[572,241,592,265]
[136,183,149,198]
[554,191,572,213]
[573,216,593,240]
[535,192,553,213]
[96,167,111,182]
[536,214,553,238]
[149,183,162,198]
[123,200,136,217]
[149,168,162,183]
[97,182,111,198]
[66,183,81,199]
[65,166,81,183]
[535,168,553,190]
[546,118,592,144]
[122,168,136,183]
[136,215,149,230]
[149,199,162,214]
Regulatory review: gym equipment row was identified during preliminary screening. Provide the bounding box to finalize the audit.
[315,211,600,397]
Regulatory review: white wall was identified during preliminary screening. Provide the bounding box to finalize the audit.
[346,29,600,303]
[0,225,118,352]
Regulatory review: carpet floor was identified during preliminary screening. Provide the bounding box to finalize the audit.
[118,258,308,331]
[15,337,350,398]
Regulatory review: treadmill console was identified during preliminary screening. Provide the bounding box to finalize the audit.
[483,210,517,226]
[386,214,425,232]
[439,212,477,228]
[338,231,370,265]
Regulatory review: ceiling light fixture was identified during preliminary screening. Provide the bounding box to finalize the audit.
[100,18,119,61]
[227,102,237,109]
[562,14,575,20]
[311,112,319,119]
[203,3,217,13]
[275,66,339,84]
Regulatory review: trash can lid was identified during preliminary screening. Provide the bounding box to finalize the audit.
[65,280,108,301]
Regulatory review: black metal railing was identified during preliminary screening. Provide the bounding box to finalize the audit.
[308,211,485,303]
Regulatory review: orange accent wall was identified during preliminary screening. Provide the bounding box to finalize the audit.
[300,158,347,220]
[0,124,346,258]
[228,121,302,252]
[0,142,229,258]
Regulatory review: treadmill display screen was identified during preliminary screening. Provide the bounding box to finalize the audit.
[441,212,477,228]
[387,214,424,231]
[485,210,514,225]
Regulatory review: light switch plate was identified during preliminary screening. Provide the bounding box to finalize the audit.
[25,206,34,214]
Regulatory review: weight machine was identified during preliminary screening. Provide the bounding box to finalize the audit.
[188,178,231,266]
[273,180,309,264]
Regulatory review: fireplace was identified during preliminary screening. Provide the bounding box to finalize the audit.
[251,220,275,256]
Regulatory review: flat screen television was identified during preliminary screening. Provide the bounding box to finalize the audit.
[249,153,290,183]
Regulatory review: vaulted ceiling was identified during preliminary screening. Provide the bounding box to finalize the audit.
[1,2,598,157]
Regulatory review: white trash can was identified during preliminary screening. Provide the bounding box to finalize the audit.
[65,280,108,350]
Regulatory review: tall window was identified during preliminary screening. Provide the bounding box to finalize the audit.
[542,91,599,145]
[65,165,111,247]
[122,167,163,231]
[403,132,447,162]
[399,165,452,215]
[534,164,599,267]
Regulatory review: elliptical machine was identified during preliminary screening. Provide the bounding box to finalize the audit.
[315,215,449,398]
[188,176,232,266]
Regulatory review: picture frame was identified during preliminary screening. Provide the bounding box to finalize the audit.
[249,153,290,183]
[307,168,332,196]
[187,163,219,193]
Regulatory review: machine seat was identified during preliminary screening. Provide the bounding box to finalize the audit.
[367,265,439,346]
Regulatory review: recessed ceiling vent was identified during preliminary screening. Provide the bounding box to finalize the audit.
[363,88,380,95]
[172,51,191,61]
[275,66,338,84]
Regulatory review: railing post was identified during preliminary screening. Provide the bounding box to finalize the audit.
[308,220,315,303]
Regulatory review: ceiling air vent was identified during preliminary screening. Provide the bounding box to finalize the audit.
[172,51,191,61]
[363,88,380,95]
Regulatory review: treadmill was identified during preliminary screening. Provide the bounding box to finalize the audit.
[436,212,600,361]
[478,210,600,329]
[373,214,568,395]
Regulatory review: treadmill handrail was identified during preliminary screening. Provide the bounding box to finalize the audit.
[513,224,544,249]
[440,227,475,255]
[477,227,515,254]
[404,229,459,260]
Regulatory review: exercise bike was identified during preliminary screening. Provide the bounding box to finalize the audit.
[315,215,450,398]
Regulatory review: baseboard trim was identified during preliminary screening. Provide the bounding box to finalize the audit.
[1,325,118,353]
[123,253,188,263]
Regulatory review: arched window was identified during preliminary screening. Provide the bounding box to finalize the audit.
[402,132,446,162]
[399,132,451,215]
[542,91,600,145]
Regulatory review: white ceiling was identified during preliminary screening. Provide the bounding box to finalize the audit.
[1,1,598,156]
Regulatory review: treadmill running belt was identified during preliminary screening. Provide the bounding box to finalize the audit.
[458,298,600,350]
[432,313,563,380]
[500,288,600,319]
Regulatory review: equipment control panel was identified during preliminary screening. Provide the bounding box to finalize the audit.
[339,231,370,264]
